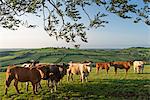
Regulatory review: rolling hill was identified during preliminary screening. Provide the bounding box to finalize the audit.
[0,47,150,71]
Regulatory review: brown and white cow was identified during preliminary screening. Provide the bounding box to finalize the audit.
[133,61,144,74]
[96,62,110,74]
[110,61,131,78]
[67,62,92,83]
[35,63,68,93]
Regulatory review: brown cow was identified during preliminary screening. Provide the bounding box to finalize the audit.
[5,65,50,95]
[96,62,110,74]
[21,60,40,92]
[110,61,131,78]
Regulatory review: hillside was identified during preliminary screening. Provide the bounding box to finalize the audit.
[0,47,150,68]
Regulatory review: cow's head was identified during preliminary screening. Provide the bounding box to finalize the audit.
[57,63,69,77]
[37,65,50,80]
[6,66,15,87]
[84,62,92,72]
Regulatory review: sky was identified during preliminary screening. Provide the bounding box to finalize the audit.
[0,2,150,49]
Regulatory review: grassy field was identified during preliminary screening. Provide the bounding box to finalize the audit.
[0,65,150,100]
[0,47,150,68]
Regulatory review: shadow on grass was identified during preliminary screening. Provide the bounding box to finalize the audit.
[140,72,150,74]
[55,79,150,99]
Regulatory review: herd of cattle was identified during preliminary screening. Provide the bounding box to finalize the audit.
[5,60,145,95]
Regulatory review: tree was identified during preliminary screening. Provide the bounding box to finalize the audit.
[0,0,149,43]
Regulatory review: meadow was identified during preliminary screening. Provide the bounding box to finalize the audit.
[0,47,150,99]
[0,65,150,100]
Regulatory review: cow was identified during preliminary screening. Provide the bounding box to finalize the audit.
[33,63,68,93]
[21,60,40,92]
[96,62,110,74]
[110,61,131,78]
[5,65,50,95]
[22,60,39,67]
[47,63,69,93]
[67,62,92,83]
[133,61,144,74]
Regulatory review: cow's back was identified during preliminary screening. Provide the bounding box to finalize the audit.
[112,61,130,69]
[96,62,110,69]
[68,64,80,75]
[7,67,40,82]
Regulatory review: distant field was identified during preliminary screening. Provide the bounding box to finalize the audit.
[0,65,150,99]
[0,47,150,68]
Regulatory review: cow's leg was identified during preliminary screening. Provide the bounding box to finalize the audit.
[141,67,144,74]
[20,83,23,89]
[134,66,136,73]
[139,67,141,74]
[71,74,73,81]
[48,79,53,88]
[36,82,42,89]
[50,80,54,93]
[85,73,89,82]
[31,83,36,94]
[14,80,20,94]
[96,67,100,74]
[81,73,84,83]
[26,82,29,92]
[106,69,109,79]
[5,80,12,95]
[67,69,71,82]
[106,68,109,74]
[35,84,37,92]
[5,87,8,95]
[58,79,62,85]
[85,76,88,82]
[137,66,140,74]
[54,81,57,92]
[115,67,117,75]
[125,69,129,79]
[38,82,42,89]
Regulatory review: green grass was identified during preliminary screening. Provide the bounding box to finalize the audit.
[0,65,150,100]
[0,47,150,67]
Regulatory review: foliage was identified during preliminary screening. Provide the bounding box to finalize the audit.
[0,0,149,43]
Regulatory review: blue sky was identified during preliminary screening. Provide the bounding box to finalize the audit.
[0,2,150,49]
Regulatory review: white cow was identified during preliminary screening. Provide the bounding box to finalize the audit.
[133,61,144,74]
[67,62,92,83]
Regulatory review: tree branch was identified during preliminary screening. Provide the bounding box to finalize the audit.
[47,0,65,25]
